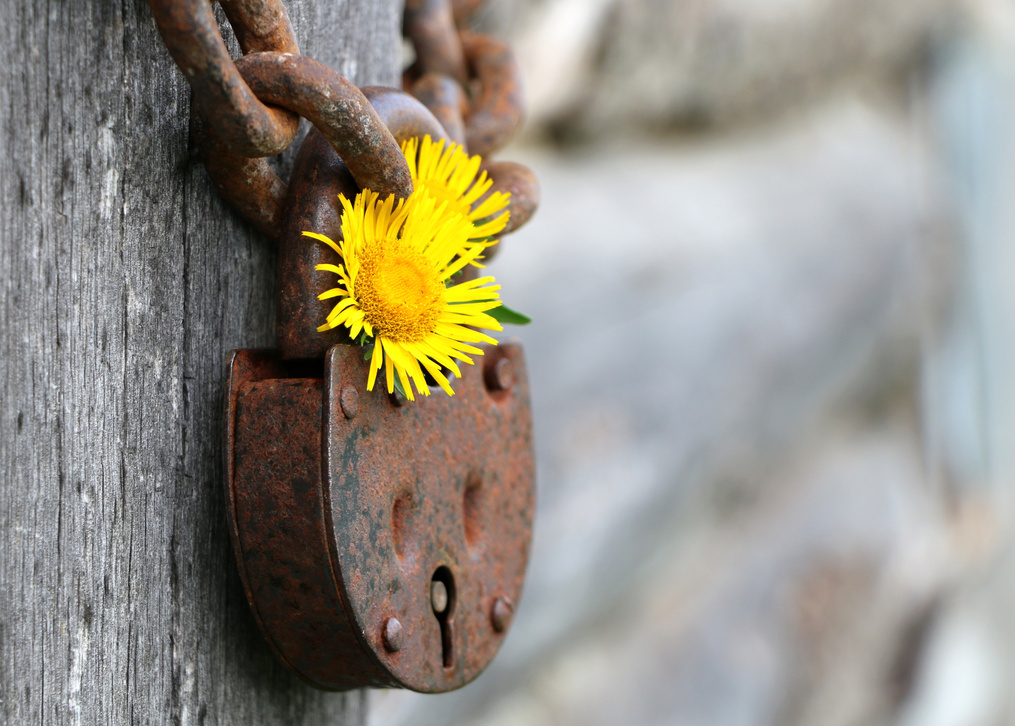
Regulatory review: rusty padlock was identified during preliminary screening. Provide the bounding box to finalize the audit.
[224,91,535,692]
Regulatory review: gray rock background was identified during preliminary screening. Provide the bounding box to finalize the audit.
[484,0,960,135]
[373,1,1015,724]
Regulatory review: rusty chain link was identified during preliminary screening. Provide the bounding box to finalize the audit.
[402,1,538,237]
[149,0,299,157]
[150,0,538,241]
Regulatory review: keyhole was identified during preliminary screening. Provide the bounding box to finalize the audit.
[431,566,456,669]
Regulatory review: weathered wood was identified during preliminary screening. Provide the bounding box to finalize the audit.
[0,1,401,723]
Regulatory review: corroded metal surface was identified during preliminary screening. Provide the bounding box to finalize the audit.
[276,129,357,360]
[461,33,525,158]
[228,357,391,690]
[404,0,468,86]
[450,0,485,26]
[403,26,526,159]
[194,58,422,240]
[482,160,540,239]
[410,73,468,147]
[149,0,299,157]
[361,86,451,146]
[192,108,289,239]
[236,53,413,201]
[220,0,300,54]
[226,343,535,691]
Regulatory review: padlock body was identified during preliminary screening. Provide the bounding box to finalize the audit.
[226,343,535,691]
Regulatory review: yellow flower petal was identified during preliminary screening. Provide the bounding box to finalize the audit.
[305,185,504,399]
[401,135,512,263]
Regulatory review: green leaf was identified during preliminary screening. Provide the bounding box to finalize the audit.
[489,303,532,325]
[391,372,408,399]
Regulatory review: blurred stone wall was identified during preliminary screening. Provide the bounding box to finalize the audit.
[484,0,959,136]
[369,2,1015,725]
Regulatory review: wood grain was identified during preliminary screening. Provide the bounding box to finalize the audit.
[0,1,401,723]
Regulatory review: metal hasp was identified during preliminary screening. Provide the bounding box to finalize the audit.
[225,343,535,691]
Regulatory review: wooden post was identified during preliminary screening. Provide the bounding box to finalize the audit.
[0,1,401,722]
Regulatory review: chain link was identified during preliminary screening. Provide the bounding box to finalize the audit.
[150,0,538,239]
[402,1,537,238]
[149,0,299,157]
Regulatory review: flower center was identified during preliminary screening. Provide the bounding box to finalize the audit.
[355,239,445,342]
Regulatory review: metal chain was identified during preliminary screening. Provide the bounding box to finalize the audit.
[404,0,522,156]
[403,0,538,238]
[149,0,537,240]
[149,0,299,156]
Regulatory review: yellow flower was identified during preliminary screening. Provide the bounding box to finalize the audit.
[402,135,510,264]
[304,189,504,401]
